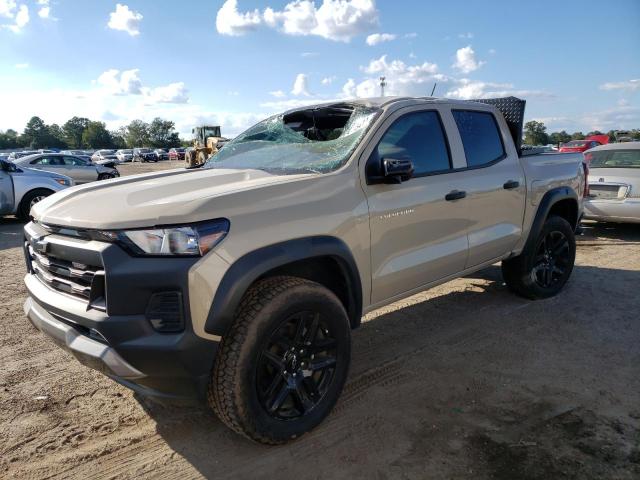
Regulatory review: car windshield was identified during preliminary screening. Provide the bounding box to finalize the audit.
[564,141,587,147]
[586,149,640,168]
[204,104,379,175]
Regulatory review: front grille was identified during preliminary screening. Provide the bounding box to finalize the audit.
[26,241,106,308]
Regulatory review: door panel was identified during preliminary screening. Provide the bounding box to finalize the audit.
[449,109,526,268]
[0,170,15,214]
[367,175,469,303]
[363,107,469,305]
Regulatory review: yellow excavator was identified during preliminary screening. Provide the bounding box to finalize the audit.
[184,125,228,168]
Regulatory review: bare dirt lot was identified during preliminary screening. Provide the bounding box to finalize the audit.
[1,162,639,479]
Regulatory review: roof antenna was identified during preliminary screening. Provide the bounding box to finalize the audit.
[379,76,387,97]
[430,82,437,96]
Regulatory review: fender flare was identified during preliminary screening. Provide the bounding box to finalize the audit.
[525,186,579,252]
[204,236,363,336]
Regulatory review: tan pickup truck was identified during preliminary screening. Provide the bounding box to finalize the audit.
[23,96,585,444]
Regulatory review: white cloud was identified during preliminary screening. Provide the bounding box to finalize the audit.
[218,0,379,42]
[1,2,28,32]
[366,32,396,46]
[14,62,28,68]
[488,48,496,55]
[96,69,188,104]
[291,73,311,96]
[321,76,336,85]
[339,55,444,99]
[37,0,50,19]
[361,54,438,78]
[445,79,554,100]
[342,78,356,97]
[599,79,640,92]
[452,45,485,74]
[0,0,16,18]
[107,4,143,36]
[404,32,417,39]
[269,90,286,98]
[216,0,261,36]
[97,69,143,95]
[148,82,189,104]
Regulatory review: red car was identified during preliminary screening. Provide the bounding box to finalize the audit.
[168,147,186,161]
[559,134,609,153]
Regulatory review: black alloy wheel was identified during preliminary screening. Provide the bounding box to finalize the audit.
[531,230,570,288]
[256,311,337,420]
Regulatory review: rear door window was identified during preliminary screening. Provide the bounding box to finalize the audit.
[452,110,505,167]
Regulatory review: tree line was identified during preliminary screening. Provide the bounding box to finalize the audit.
[523,121,640,146]
[0,116,188,150]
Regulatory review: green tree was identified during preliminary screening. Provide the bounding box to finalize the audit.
[63,117,90,148]
[82,121,113,148]
[148,117,180,148]
[110,127,127,149]
[571,132,585,140]
[0,129,20,149]
[47,124,68,149]
[124,120,150,147]
[524,120,549,146]
[549,130,571,146]
[22,116,49,148]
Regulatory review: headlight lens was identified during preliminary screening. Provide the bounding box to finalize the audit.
[55,178,72,186]
[96,219,229,256]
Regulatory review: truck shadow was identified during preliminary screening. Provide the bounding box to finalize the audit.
[138,260,640,479]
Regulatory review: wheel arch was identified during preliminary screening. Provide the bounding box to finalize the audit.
[526,186,579,251]
[204,236,363,337]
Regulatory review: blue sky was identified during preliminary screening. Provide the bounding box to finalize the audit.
[0,0,638,137]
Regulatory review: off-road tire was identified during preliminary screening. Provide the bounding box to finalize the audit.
[18,188,53,219]
[502,215,576,299]
[209,276,351,444]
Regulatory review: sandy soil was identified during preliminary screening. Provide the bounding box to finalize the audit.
[1,162,639,479]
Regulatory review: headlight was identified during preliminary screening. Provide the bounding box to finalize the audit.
[54,178,72,186]
[95,219,229,256]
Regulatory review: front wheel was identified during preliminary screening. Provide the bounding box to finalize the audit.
[98,173,116,180]
[18,189,53,219]
[209,276,351,444]
[502,215,576,299]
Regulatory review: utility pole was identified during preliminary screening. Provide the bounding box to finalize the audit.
[379,76,387,97]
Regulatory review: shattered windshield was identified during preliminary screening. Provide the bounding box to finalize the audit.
[204,104,379,175]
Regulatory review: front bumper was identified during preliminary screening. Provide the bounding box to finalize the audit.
[22,222,219,403]
[583,198,640,224]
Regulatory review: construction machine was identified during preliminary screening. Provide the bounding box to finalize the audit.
[184,126,228,168]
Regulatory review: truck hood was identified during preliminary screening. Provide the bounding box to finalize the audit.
[32,167,314,229]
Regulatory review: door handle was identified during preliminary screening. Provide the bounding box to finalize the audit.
[445,190,466,201]
[503,180,520,190]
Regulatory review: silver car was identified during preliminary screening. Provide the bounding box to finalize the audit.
[13,153,119,184]
[584,142,640,223]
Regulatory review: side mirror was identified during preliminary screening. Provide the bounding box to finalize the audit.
[383,158,414,183]
[1,160,18,173]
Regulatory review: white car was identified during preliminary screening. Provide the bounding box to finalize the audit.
[584,142,640,223]
[116,149,134,162]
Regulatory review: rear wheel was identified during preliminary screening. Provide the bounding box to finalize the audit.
[98,173,115,180]
[197,151,208,166]
[18,189,53,219]
[502,215,575,299]
[209,276,351,444]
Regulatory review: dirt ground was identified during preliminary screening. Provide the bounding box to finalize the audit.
[1,162,639,479]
